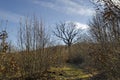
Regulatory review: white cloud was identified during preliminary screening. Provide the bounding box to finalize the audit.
[74,22,89,30]
[32,0,95,16]
[66,21,89,30]
[0,10,24,23]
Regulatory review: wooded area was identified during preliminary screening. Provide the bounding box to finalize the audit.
[0,0,120,80]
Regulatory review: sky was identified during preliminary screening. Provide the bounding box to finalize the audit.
[0,0,95,45]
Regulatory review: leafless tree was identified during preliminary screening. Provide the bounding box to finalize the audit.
[17,16,52,79]
[53,22,80,47]
[89,1,120,79]
[18,17,50,51]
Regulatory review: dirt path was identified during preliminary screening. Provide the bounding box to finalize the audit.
[49,64,93,80]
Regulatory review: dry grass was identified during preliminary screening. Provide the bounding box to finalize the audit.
[49,64,94,80]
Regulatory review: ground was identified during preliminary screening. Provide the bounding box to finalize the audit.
[49,64,94,80]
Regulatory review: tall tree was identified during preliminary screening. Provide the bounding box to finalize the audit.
[89,0,120,79]
[53,22,80,47]
[17,16,51,77]
[18,16,50,51]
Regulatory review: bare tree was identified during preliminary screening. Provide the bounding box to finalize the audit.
[89,3,120,79]
[17,16,52,79]
[91,0,120,19]
[53,22,80,47]
[18,17,50,51]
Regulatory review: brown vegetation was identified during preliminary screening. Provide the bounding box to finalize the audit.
[0,0,120,80]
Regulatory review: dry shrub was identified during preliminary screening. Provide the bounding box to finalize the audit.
[0,48,53,79]
[0,53,20,79]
